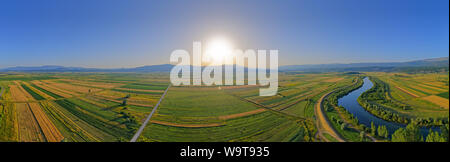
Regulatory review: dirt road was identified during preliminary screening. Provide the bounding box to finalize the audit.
[130,84,171,142]
[315,91,345,142]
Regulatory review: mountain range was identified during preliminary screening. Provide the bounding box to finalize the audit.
[0,57,448,73]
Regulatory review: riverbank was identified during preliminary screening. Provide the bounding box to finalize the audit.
[338,77,440,139]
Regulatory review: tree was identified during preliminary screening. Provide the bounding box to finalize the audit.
[392,123,424,142]
[371,122,377,136]
[117,137,127,142]
[405,122,423,142]
[426,129,445,142]
[377,125,388,139]
[441,123,449,142]
[122,99,127,106]
[391,128,407,142]
[359,131,365,142]
[341,123,347,130]
[325,106,331,112]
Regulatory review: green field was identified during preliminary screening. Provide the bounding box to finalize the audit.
[359,72,449,126]
[0,72,448,142]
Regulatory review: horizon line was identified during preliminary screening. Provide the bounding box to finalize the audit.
[1,56,448,69]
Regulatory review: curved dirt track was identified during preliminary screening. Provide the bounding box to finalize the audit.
[315,91,345,142]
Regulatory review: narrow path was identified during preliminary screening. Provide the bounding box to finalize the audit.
[130,84,171,142]
[228,93,310,122]
[315,91,345,142]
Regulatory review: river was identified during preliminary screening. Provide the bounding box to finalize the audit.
[337,77,437,138]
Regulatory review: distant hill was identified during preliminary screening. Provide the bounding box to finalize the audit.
[0,57,447,73]
[0,65,96,72]
[279,57,449,72]
[0,64,175,73]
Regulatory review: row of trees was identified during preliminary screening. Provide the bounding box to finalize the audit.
[391,122,449,142]
[369,122,389,139]
[359,101,410,124]
[369,121,449,142]
[119,110,139,133]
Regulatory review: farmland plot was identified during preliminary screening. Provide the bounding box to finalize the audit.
[16,103,45,142]
[41,80,101,94]
[22,82,54,100]
[422,95,449,109]
[45,101,115,141]
[140,112,313,142]
[57,79,124,89]
[154,86,259,118]
[9,85,34,102]
[366,72,449,120]
[27,103,64,142]
[31,81,73,98]
[0,103,17,141]
[20,83,45,100]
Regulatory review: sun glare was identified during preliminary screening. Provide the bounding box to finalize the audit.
[205,37,233,64]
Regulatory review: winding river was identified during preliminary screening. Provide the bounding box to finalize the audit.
[337,77,437,137]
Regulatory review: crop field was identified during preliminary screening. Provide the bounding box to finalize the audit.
[139,111,314,142]
[367,72,449,119]
[137,73,360,142]
[0,73,168,141]
[0,72,448,142]
[225,73,357,118]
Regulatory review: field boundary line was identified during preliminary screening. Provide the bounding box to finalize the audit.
[130,84,171,142]
[151,120,224,128]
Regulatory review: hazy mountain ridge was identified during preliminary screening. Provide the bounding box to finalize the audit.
[0,57,447,72]
[279,57,449,71]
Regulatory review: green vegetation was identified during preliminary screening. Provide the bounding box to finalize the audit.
[54,99,132,140]
[0,74,55,81]
[322,77,374,141]
[156,87,259,118]
[358,77,411,124]
[0,103,16,141]
[426,129,446,142]
[140,112,315,142]
[29,83,63,99]
[437,91,449,98]
[377,125,388,139]
[391,122,423,142]
[121,83,167,90]
[1,72,447,142]
[20,84,45,100]
[359,76,448,127]
[112,88,163,95]
[281,99,314,118]
[326,107,363,142]
[322,133,339,142]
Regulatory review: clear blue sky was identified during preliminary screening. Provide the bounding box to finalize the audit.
[1,0,448,68]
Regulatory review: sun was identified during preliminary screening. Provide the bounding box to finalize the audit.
[205,37,233,64]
